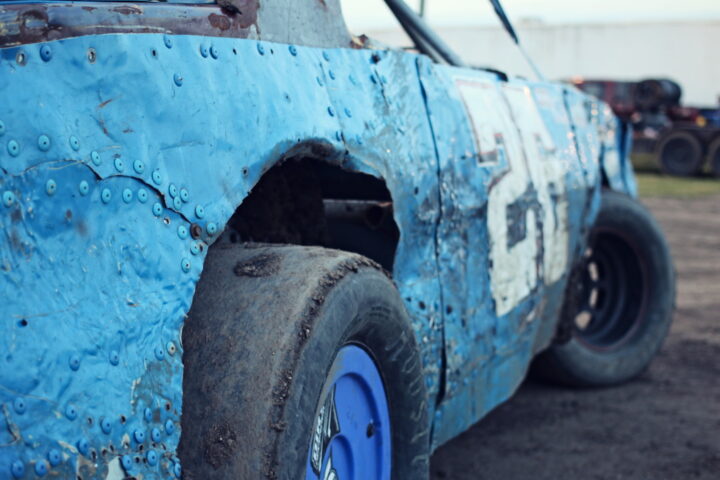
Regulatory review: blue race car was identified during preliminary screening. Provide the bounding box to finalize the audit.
[0,0,674,478]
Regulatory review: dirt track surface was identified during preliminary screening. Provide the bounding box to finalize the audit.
[430,195,720,480]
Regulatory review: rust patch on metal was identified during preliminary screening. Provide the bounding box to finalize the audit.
[111,5,142,16]
[208,13,232,31]
[0,3,261,48]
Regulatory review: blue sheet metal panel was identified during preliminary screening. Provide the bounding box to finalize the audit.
[311,46,445,411]
[565,88,637,197]
[419,63,598,448]
[0,34,442,478]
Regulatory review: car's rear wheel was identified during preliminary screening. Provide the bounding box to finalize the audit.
[180,244,429,479]
[534,191,675,387]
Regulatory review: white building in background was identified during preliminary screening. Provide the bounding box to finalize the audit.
[365,20,720,106]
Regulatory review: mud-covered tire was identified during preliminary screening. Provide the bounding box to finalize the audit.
[534,191,675,387]
[179,244,429,479]
[657,130,704,177]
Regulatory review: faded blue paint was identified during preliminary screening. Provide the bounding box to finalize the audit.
[0,25,634,480]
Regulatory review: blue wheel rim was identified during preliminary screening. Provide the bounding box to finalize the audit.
[305,344,391,480]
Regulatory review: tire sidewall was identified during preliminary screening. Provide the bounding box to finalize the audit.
[552,191,675,385]
[274,268,429,480]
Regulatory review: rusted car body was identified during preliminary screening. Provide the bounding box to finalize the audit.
[0,1,644,478]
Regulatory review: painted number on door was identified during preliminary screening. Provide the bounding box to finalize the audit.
[457,79,569,316]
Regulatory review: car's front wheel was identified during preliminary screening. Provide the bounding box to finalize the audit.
[179,244,430,479]
[535,190,675,387]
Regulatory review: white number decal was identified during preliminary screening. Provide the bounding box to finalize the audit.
[457,80,569,316]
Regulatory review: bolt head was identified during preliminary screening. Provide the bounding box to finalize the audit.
[40,44,52,62]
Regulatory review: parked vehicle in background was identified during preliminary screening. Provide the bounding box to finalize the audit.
[572,77,720,177]
[0,1,675,479]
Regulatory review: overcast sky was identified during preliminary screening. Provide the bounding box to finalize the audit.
[341,0,720,30]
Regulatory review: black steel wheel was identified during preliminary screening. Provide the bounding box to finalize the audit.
[657,130,704,177]
[534,191,675,387]
[573,230,646,350]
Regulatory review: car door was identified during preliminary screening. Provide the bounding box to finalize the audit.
[419,59,592,447]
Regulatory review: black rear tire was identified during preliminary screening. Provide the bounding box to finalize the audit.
[179,244,429,479]
[534,191,675,387]
[657,130,704,177]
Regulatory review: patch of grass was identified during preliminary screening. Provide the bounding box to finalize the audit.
[636,173,720,197]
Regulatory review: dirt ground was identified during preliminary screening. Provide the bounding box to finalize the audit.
[430,194,720,480]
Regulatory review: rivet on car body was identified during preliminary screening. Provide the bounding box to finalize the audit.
[167,342,177,355]
[65,404,78,420]
[113,157,124,172]
[121,455,133,471]
[210,45,219,59]
[152,169,162,185]
[133,429,145,443]
[69,354,80,371]
[194,205,205,219]
[34,461,48,477]
[37,134,51,151]
[173,196,183,210]
[48,449,61,467]
[323,51,331,62]
[13,397,26,414]
[345,108,353,118]
[168,184,178,198]
[77,438,89,456]
[122,189,133,203]
[206,222,217,235]
[177,225,188,240]
[144,407,153,422]
[336,131,343,142]
[151,427,162,442]
[45,179,57,196]
[91,151,101,166]
[133,159,145,174]
[69,136,80,151]
[328,107,335,117]
[87,48,97,63]
[155,345,165,360]
[165,419,175,435]
[329,70,336,80]
[101,188,112,204]
[190,242,200,256]
[173,462,182,478]
[152,202,162,216]
[101,417,112,434]
[179,188,189,202]
[3,191,15,207]
[200,45,208,57]
[109,350,119,366]
[257,43,265,55]
[316,77,324,87]
[138,188,148,203]
[173,74,183,87]
[0,120,5,135]
[11,460,24,478]
[164,35,173,49]
[147,450,158,466]
[39,44,52,62]
[289,45,298,56]
[7,140,20,156]
[181,258,191,273]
